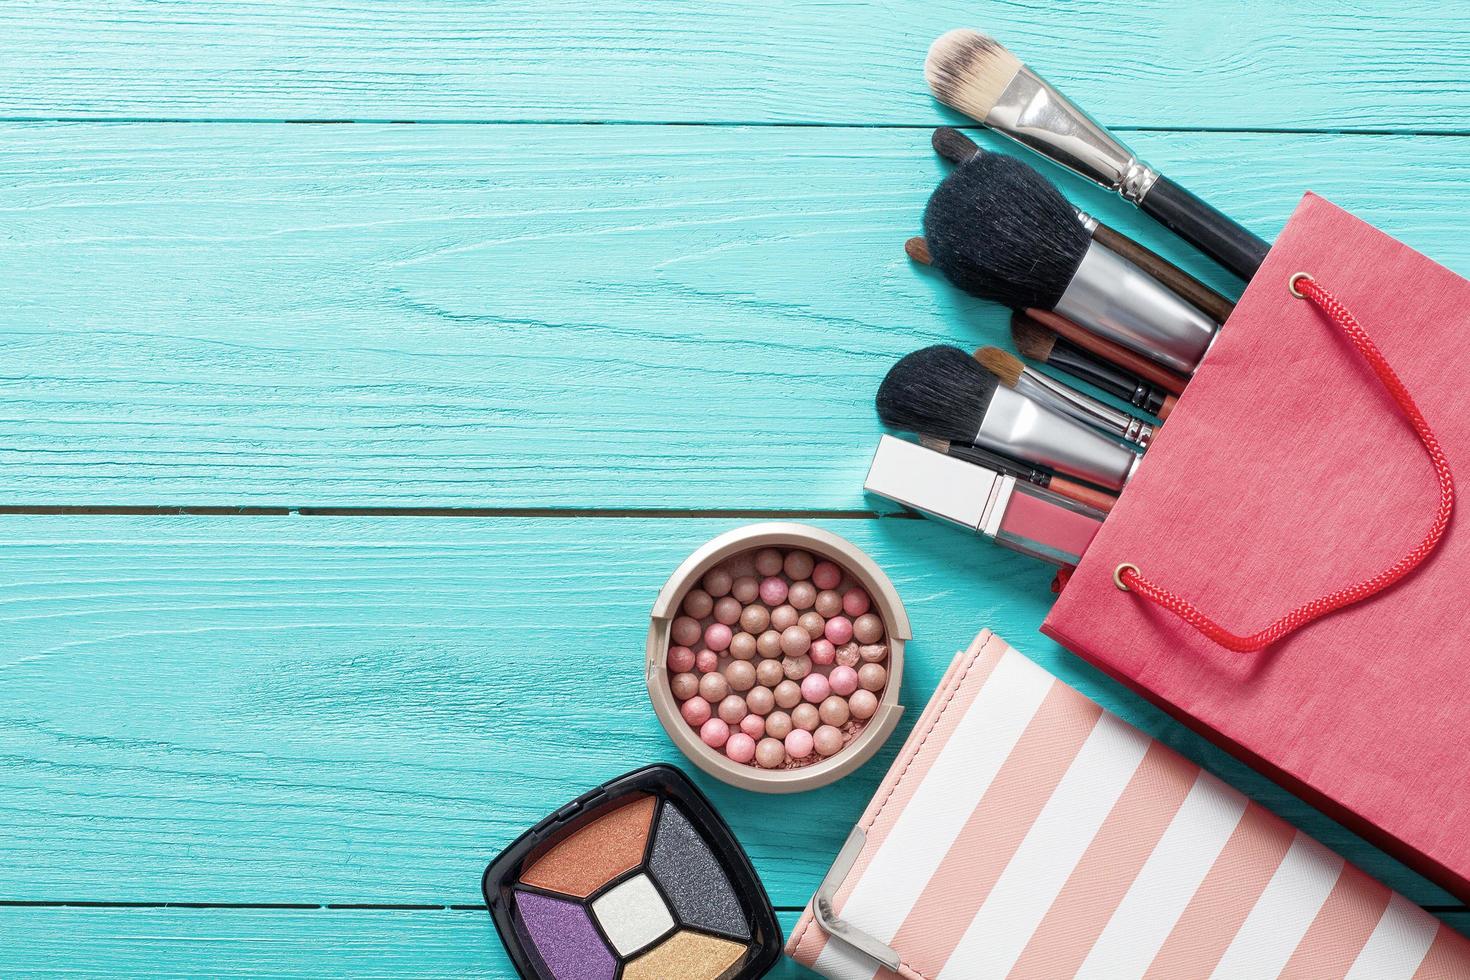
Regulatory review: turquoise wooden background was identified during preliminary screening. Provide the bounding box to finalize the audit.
[1,1,1467,976]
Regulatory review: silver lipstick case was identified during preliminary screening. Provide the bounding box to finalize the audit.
[1014,367,1153,448]
[1054,240,1219,375]
[988,66,1158,204]
[977,385,1140,491]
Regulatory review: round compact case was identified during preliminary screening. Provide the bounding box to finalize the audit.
[647,523,908,793]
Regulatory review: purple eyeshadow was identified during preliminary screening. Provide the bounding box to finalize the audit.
[515,890,616,980]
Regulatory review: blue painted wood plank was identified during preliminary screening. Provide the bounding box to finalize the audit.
[2,1,1468,129]
[3,124,1469,508]
[0,516,1453,910]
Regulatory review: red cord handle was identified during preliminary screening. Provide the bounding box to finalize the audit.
[1116,273,1455,653]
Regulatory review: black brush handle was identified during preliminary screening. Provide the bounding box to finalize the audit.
[1051,342,1167,416]
[1139,175,1270,282]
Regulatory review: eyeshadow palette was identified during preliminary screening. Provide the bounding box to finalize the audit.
[484,764,782,979]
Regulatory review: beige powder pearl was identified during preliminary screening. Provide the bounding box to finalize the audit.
[728,632,757,661]
[755,737,786,769]
[756,629,783,659]
[834,642,861,668]
[725,660,757,692]
[698,672,729,703]
[853,613,884,644]
[819,695,850,727]
[754,548,784,577]
[814,589,843,618]
[670,672,699,701]
[848,689,879,720]
[702,567,733,598]
[731,575,760,604]
[746,686,775,716]
[764,710,793,740]
[787,581,816,611]
[773,679,802,710]
[671,617,702,648]
[783,550,815,581]
[713,596,742,626]
[770,604,798,632]
[755,658,784,688]
[683,588,714,619]
[859,643,887,663]
[798,610,826,640]
[740,603,770,634]
[725,553,757,579]
[781,654,812,681]
[814,725,844,756]
[791,703,820,732]
[780,625,811,658]
[859,663,887,692]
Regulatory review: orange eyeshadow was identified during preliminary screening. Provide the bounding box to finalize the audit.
[520,794,656,898]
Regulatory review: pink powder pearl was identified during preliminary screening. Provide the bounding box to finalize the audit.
[718,694,748,725]
[671,616,702,648]
[853,613,884,644]
[828,665,859,697]
[681,698,711,727]
[667,645,696,673]
[745,685,774,715]
[801,673,831,704]
[770,604,798,632]
[731,575,760,604]
[849,689,879,720]
[783,550,815,581]
[724,732,756,764]
[812,561,842,591]
[814,725,844,757]
[765,711,793,740]
[700,718,730,748]
[814,589,843,618]
[670,672,700,701]
[785,728,814,759]
[704,623,733,652]
[755,737,785,769]
[739,713,766,740]
[695,650,719,674]
[780,625,810,657]
[682,589,714,619]
[824,615,853,645]
[759,577,788,606]
[842,588,871,617]
[859,663,887,692]
[754,548,784,577]
[808,638,836,666]
[702,567,733,598]
[787,581,816,611]
[713,596,742,626]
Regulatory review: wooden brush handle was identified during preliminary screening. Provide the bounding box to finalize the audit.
[1048,476,1117,514]
[905,236,932,265]
[1157,393,1178,422]
[1090,223,1236,325]
[1025,308,1189,396]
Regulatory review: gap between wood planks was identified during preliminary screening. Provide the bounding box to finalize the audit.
[0,506,918,519]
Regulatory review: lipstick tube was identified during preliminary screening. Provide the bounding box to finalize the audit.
[865,435,1104,566]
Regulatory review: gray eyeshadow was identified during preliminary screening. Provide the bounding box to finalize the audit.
[648,802,750,940]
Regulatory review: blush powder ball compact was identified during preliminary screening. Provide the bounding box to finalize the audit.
[648,523,908,792]
[483,764,782,980]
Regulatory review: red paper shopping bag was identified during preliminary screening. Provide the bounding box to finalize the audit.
[1045,193,1470,901]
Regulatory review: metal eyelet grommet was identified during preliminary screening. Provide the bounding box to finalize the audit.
[1288,272,1314,299]
[1113,563,1140,591]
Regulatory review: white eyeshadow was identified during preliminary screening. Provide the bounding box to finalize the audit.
[590,873,674,955]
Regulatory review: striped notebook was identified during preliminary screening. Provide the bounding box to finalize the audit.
[786,630,1470,979]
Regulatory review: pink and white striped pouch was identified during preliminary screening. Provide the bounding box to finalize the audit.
[785,630,1470,979]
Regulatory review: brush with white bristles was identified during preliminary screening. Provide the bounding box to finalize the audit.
[925,29,1270,281]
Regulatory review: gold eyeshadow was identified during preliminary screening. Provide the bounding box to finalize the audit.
[484,765,781,979]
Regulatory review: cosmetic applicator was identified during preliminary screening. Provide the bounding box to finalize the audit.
[931,127,1235,324]
[1012,311,1176,420]
[922,144,1219,375]
[1023,306,1188,396]
[876,345,1140,492]
[918,435,1117,514]
[976,346,1152,449]
[925,29,1270,281]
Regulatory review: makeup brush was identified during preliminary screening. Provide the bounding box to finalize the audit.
[925,30,1270,281]
[918,435,1117,513]
[922,144,1218,375]
[876,345,1140,491]
[976,346,1153,448]
[1012,311,1176,420]
[931,127,1235,324]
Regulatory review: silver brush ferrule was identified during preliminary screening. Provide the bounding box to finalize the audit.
[1015,367,1152,448]
[988,67,1158,202]
[977,385,1140,490]
[1054,240,1218,375]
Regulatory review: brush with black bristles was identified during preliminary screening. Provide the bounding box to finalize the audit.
[976,346,1153,449]
[932,127,1234,324]
[1012,311,1177,420]
[918,434,1117,513]
[925,29,1269,281]
[876,345,1139,492]
[921,139,1219,376]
